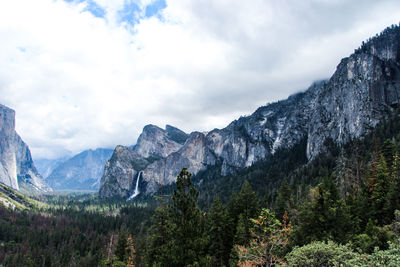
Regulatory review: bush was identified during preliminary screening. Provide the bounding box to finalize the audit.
[368,240,400,266]
[283,241,361,266]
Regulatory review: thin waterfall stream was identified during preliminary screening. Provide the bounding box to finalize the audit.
[127,171,142,200]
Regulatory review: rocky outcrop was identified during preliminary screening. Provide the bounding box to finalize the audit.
[143,132,217,192]
[99,125,189,197]
[133,124,187,159]
[100,25,400,198]
[0,104,51,192]
[99,145,150,198]
[45,148,113,191]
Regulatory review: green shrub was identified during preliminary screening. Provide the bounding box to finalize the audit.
[283,241,361,266]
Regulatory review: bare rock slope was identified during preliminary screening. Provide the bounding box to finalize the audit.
[100,25,400,199]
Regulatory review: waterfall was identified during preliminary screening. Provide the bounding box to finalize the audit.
[127,171,142,200]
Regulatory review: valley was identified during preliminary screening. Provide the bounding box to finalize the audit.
[1,11,400,267]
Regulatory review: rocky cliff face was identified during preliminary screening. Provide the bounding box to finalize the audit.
[133,124,188,159]
[0,104,51,192]
[99,124,189,198]
[100,25,400,199]
[99,145,150,198]
[45,148,113,191]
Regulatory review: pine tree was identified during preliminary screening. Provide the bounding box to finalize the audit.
[115,230,127,262]
[387,153,400,219]
[370,156,391,224]
[145,205,174,266]
[274,179,292,220]
[146,168,207,266]
[233,180,261,246]
[169,168,206,266]
[294,178,352,245]
[382,139,396,169]
[237,180,261,223]
[234,214,248,246]
[207,197,231,266]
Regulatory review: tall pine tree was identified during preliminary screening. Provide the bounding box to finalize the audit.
[206,197,231,266]
[146,168,208,266]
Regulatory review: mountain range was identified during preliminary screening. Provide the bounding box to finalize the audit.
[43,148,113,191]
[99,25,400,199]
[1,25,400,197]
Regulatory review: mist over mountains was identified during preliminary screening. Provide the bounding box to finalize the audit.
[99,25,400,199]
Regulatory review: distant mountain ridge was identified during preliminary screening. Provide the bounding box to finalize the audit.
[0,104,51,192]
[45,148,113,191]
[99,25,400,199]
[34,157,69,179]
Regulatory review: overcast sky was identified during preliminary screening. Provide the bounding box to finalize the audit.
[1,0,400,159]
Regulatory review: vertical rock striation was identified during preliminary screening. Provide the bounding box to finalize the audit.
[0,104,51,192]
[99,25,400,198]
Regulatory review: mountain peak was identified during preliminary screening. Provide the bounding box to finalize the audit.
[100,24,400,199]
[133,124,187,159]
[356,24,400,61]
[165,124,189,144]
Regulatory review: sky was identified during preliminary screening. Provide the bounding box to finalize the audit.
[0,0,400,160]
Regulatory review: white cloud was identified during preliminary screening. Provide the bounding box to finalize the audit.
[0,0,400,159]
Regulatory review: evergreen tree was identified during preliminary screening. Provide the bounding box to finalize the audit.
[169,168,207,266]
[226,192,240,226]
[146,168,207,266]
[234,214,248,246]
[145,205,174,266]
[115,230,128,262]
[386,153,400,220]
[207,197,231,266]
[233,180,261,246]
[382,139,396,169]
[294,178,352,245]
[274,179,292,220]
[237,180,261,222]
[370,156,391,224]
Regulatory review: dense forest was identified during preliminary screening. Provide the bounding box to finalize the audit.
[2,111,400,266]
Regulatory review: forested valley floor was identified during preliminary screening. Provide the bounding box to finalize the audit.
[3,113,400,266]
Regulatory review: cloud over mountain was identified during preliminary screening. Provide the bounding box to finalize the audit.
[0,0,399,159]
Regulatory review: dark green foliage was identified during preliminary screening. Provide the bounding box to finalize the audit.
[294,178,352,246]
[145,168,208,266]
[274,179,293,220]
[206,197,231,266]
[115,230,128,262]
[382,139,396,169]
[386,153,400,220]
[0,194,153,266]
[370,156,391,224]
[232,180,261,246]
[145,205,174,265]
[234,214,248,246]
[6,106,400,265]
[169,168,207,266]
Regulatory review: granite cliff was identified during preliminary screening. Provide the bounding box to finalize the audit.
[100,25,400,199]
[0,104,51,192]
